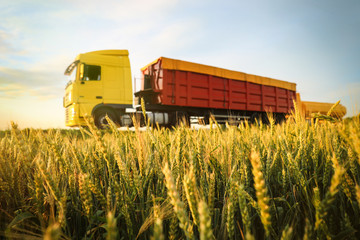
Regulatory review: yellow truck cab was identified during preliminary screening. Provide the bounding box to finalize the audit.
[63,50,133,128]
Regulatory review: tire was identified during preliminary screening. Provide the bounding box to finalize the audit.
[275,113,286,124]
[94,109,117,129]
[250,112,270,125]
[250,112,261,125]
[175,112,190,127]
[261,113,270,125]
[202,114,210,125]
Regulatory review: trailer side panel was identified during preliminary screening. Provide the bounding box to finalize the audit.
[139,57,296,114]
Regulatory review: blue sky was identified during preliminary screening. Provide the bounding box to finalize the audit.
[0,0,359,129]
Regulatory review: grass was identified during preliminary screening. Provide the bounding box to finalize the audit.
[0,112,360,239]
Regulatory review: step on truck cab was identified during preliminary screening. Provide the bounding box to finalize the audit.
[63,50,133,128]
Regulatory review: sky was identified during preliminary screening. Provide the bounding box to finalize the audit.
[0,0,359,129]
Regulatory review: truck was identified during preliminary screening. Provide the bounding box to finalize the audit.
[63,49,346,128]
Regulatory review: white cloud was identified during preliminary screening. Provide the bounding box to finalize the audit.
[0,30,14,54]
[0,83,26,97]
[0,67,64,100]
[0,0,194,70]
[67,0,180,20]
[0,29,27,57]
[150,20,201,50]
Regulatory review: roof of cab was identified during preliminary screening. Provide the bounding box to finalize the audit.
[85,50,129,56]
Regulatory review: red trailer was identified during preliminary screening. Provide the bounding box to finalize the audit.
[136,57,296,125]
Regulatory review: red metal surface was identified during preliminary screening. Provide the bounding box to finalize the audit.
[141,59,296,114]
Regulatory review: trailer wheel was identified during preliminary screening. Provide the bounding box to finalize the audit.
[275,113,286,124]
[175,112,190,127]
[261,114,270,125]
[203,114,210,125]
[250,113,271,125]
[94,109,117,129]
[250,113,261,124]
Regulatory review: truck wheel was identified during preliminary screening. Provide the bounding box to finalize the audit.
[94,109,117,129]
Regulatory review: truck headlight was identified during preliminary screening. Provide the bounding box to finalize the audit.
[68,92,72,102]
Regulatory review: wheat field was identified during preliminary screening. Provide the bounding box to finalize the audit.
[0,110,360,239]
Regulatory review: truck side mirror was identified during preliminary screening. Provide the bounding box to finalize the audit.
[80,64,84,80]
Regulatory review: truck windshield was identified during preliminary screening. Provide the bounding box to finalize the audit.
[64,60,79,82]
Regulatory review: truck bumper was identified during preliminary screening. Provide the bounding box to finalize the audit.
[65,104,87,127]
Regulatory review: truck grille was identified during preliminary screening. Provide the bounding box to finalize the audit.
[65,107,69,124]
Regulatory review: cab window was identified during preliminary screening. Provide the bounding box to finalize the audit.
[82,64,101,81]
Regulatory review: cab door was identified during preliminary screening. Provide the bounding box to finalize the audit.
[77,63,103,116]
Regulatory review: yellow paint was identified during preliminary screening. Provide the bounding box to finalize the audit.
[142,57,297,91]
[65,103,85,127]
[296,93,346,119]
[64,50,132,127]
